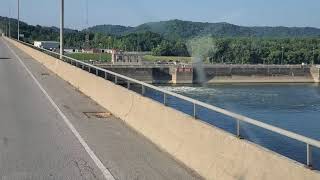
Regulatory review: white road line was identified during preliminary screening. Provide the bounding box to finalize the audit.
[3,39,116,180]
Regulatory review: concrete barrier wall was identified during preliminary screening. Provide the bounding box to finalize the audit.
[7,38,320,180]
[103,67,154,83]
[202,66,315,83]
[311,66,320,83]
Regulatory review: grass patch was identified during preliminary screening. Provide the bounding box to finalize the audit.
[143,55,192,63]
[66,53,111,62]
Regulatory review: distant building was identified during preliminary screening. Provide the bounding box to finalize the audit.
[81,48,105,54]
[105,49,114,54]
[111,50,143,65]
[81,49,94,54]
[34,41,59,50]
[64,48,80,53]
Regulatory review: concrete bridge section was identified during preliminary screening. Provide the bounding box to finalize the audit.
[0,38,201,179]
[5,37,320,180]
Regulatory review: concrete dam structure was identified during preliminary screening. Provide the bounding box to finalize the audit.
[98,64,320,84]
[98,65,194,84]
[199,64,320,83]
[6,37,320,180]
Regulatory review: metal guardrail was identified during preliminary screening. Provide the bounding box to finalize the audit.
[13,38,320,169]
[202,64,312,68]
[95,63,189,68]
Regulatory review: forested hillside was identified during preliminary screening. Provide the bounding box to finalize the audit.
[86,25,133,36]
[1,16,319,64]
[89,19,320,39]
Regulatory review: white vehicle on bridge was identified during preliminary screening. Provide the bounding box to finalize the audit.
[34,41,59,51]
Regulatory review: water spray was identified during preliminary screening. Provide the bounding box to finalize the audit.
[187,36,216,84]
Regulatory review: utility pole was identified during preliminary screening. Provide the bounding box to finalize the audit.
[5,22,8,36]
[99,43,102,62]
[281,46,284,65]
[9,7,11,37]
[313,47,316,65]
[60,0,64,59]
[17,0,20,40]
[84,0,90,50]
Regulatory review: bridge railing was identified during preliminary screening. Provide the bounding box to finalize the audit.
[13,38,320,169]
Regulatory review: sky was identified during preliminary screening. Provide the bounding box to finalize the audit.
[0,0,319,29]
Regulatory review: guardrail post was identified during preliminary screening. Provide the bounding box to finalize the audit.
[142,85,146,95]
[115,76,118,84]
[193,103,196,118]
[163,93,167,105]
[96,69,99,76]
[307,144,313,168]
[237,119,241,138]
[104,72,108,79]
[127,81,131,89]
[89,67,91,73]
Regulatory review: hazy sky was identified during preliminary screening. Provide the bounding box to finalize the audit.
[0,0,319,29]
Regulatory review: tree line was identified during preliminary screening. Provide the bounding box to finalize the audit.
[206,38,320,64]
[88,34,320,65]
[1,16,319,65]
[37,33,320,65]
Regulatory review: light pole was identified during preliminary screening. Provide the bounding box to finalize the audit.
[9,7,11,37]
[60,0,64,59]
[99,43,102,62]
[281,46,284,65]
[313,47,316,65]
[5,18,8,36]
[17,0,20,40]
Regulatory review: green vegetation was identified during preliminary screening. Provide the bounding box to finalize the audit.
[1,16,320,65]
[152,40,189,56]
[92,31,164,51]
[206,38,320,64]
[66,53,111,62]
[143,55,191,63]
[88,19,320,39]
[86,24,133,36]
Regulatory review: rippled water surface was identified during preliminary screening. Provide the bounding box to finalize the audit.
[151,83,320,169]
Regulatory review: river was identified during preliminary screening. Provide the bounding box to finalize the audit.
[147,83,320,169]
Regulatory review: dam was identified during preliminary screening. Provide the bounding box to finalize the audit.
[97,64,320,84]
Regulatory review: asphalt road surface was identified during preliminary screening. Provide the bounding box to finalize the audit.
[0,37,202,180]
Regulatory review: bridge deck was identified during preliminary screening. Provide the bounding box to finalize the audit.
[0,38,201,180]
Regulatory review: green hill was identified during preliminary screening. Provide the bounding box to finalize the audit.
[86,25,133,36]
[1,16,319,65]
[0,16,77,41]
[88,19,320,39]
[3,16,320,40]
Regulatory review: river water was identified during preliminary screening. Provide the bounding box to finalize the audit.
[147,83,320,169]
